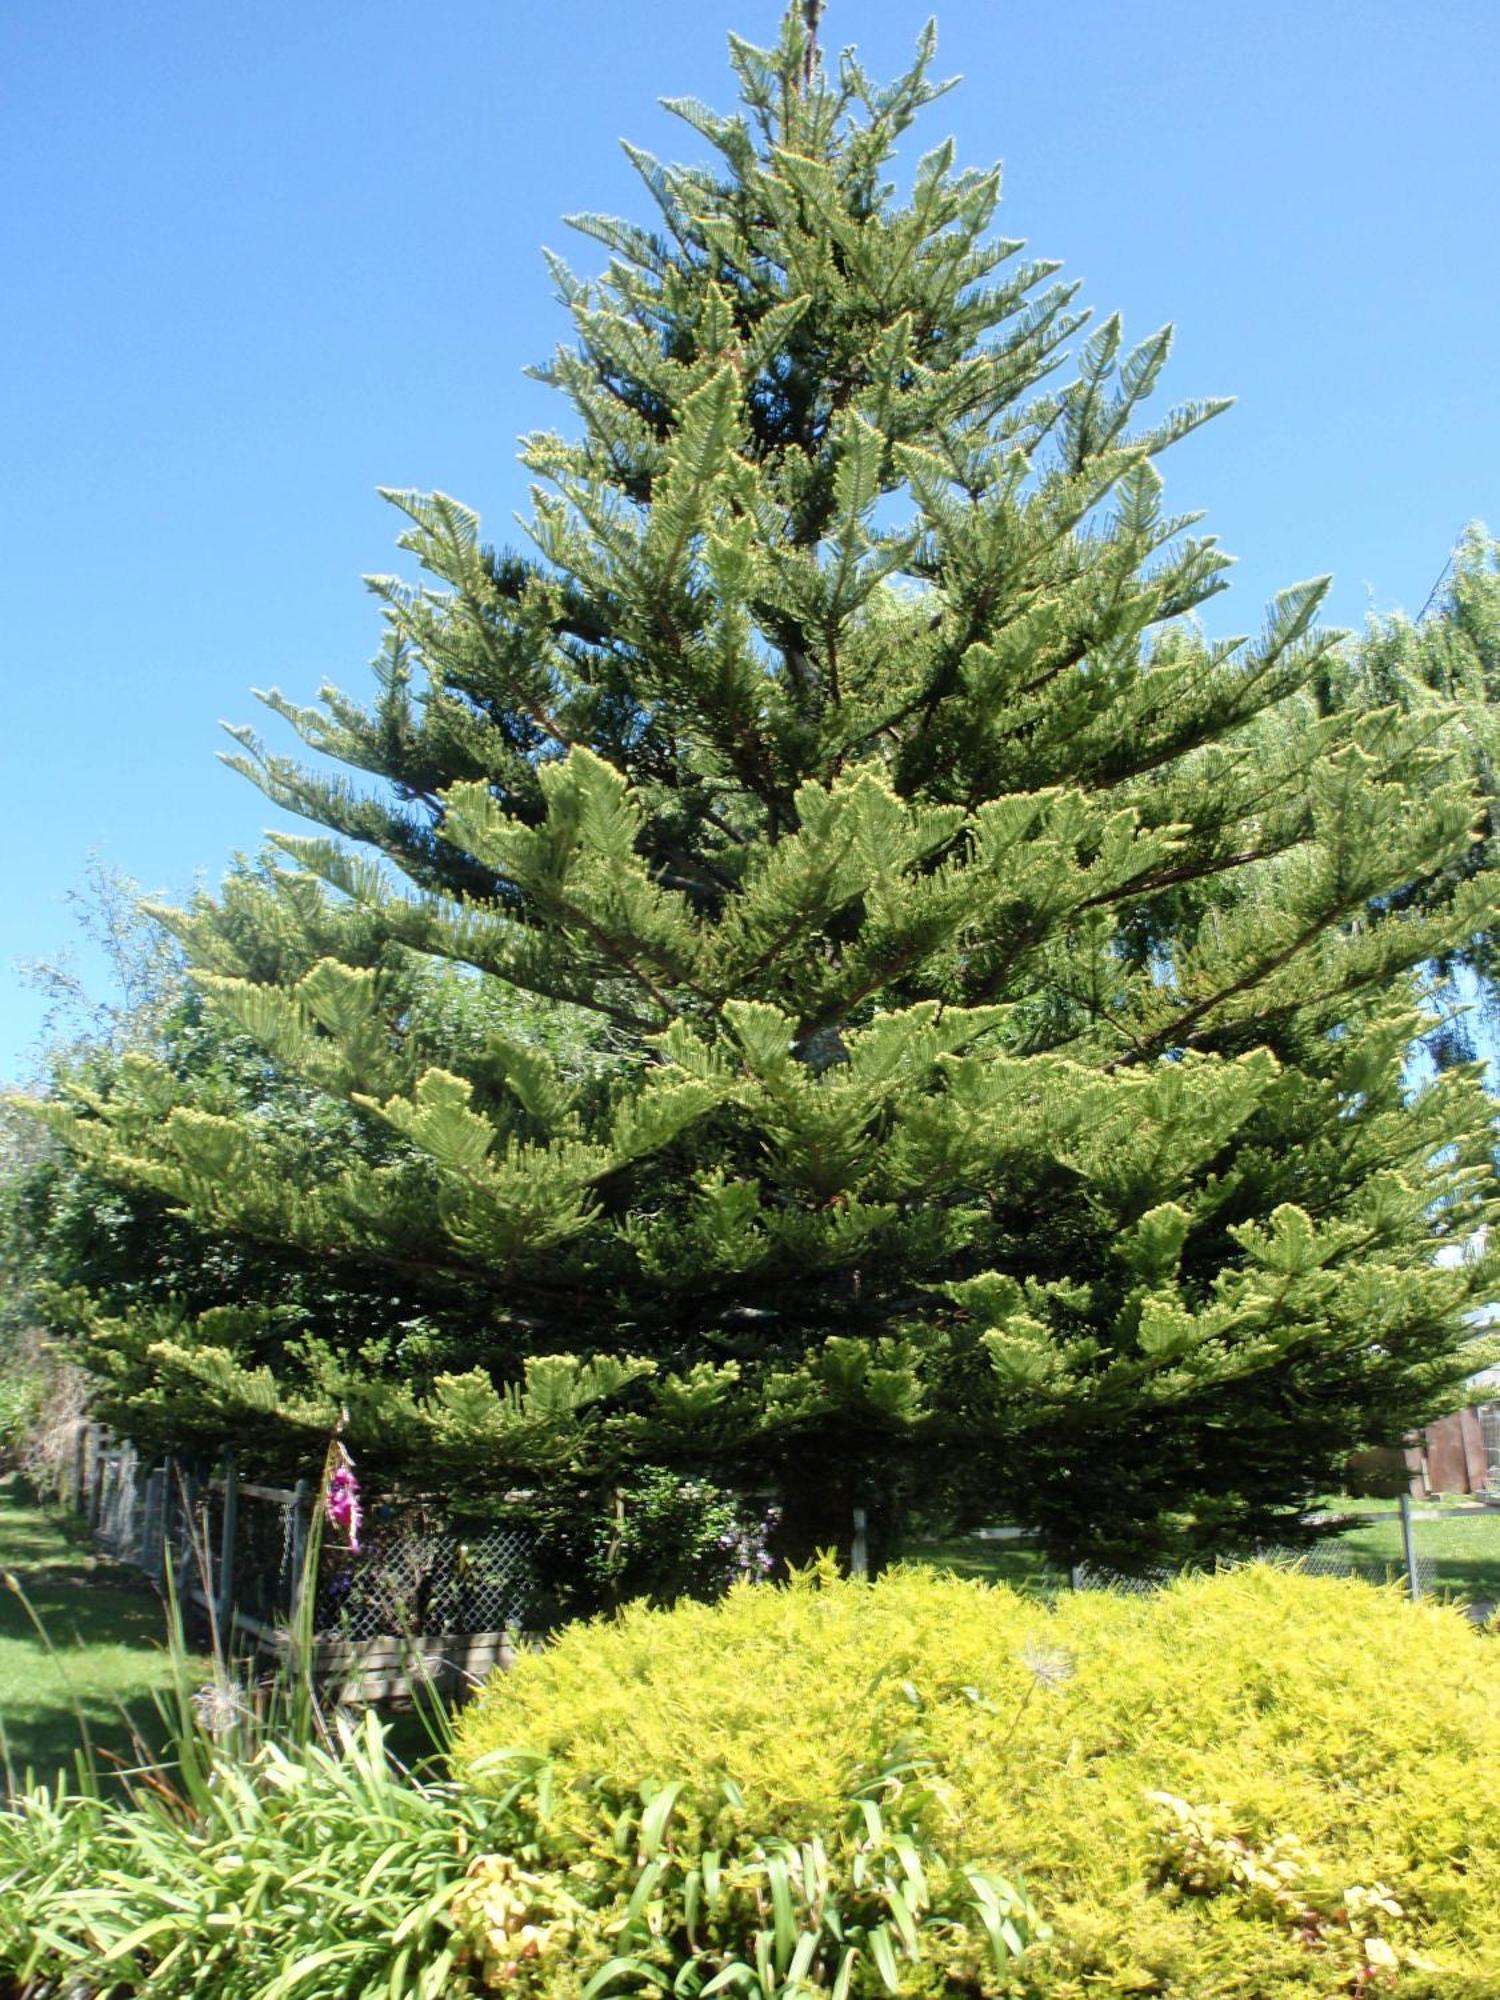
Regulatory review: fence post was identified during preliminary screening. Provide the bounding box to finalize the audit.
[86,1425,105,1529]
[123,1441,143,1562]
[1400,1492,1423,1601]
[216,1456,239,1635]
[94,1443,112,1542]
[850,1506,869,1580]
[71,1421,87,1512]
[289,1478,311,1619]
[140,1465,165,1577]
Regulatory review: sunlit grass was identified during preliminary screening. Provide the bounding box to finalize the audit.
[0,1474,190,1784]
[906,1495,1500,1605]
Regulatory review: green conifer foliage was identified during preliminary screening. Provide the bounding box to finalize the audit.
[1318,524,1500,1039]
[33,10,1498,1568]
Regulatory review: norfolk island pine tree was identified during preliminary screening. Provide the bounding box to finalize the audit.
[32,3,1498,1574]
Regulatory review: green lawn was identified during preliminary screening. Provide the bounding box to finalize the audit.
[1310,1496,1500,1604]
[0,1473,189,1786]
[906,1499,1500,1607]
[903,1531,1058,1592]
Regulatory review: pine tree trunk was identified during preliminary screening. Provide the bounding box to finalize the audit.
[771,1456,901,1578]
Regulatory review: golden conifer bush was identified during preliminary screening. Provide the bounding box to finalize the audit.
[454,1563,1500,1997]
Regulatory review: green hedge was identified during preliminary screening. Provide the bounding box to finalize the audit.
[453,1562,1500,1997]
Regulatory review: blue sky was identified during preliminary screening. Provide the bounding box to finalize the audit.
[2,0,1496,1078]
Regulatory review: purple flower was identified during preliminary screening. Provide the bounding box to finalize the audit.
[325,1441,363,1554]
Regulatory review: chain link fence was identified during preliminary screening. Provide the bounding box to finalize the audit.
[1068,1515,1440,1600]
[921,1495,1500,1610]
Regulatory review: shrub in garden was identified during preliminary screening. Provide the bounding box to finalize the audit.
[0,1565,1041,2000]
[526,1467,780,1622]
[0,1706,1042,1999]
[449,1772,1043,1997]
[454,1562,1500,1997]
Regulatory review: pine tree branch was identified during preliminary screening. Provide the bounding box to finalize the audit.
[801,1,825,93]
[555,903,689,1025]
[647,838,740,902]
[1104,909,1352,1072]
[1073,847,1275,913]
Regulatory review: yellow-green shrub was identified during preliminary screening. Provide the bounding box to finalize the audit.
[454,1563,1500,1997]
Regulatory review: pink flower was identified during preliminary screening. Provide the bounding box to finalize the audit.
[325,1441,363,1554]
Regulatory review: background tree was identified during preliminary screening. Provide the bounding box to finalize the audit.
[5,868,769,1614]
[1316,524,1499,1066]
[28,7,1498,1571]
[11,856,188,1078]
[5,861,616,1473]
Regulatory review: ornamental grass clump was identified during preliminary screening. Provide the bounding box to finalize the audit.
[0,1710,494,2000]
[0,1503,486,2000]
[455,1561,1500,1997]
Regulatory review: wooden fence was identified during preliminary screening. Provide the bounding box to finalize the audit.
[1345,1403,1497,1500]
[1407,1406,1492,1497]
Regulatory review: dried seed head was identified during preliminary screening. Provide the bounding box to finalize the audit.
[1020,1639,1075,1691]
[191,1676,249,1737]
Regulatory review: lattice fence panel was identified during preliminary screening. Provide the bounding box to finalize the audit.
[315,1521,538,1640]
